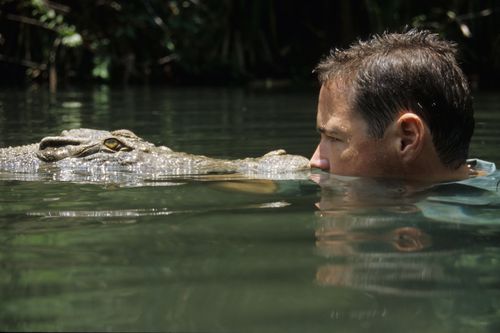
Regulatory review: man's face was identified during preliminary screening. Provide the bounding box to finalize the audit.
[310,83,397,177]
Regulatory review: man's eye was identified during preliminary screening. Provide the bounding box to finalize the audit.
[103,138,122,150]
[324,135,341,142]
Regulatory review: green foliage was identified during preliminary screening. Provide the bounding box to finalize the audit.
[0,0,499,87]
[92,55,110,80]
[29,0,81,47]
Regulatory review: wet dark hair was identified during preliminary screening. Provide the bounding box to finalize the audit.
[315,30,474,169]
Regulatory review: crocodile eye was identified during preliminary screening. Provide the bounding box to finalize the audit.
[103,138,122,150]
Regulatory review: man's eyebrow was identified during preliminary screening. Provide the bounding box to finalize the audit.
[316,125,345,136]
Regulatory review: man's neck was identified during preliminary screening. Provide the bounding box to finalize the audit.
[402,162,470,188]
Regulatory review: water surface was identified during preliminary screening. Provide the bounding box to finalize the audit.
[1,87,500,332]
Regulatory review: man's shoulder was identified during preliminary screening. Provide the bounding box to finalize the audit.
[467,158,496,176]
[417,159,500,224]
[457,158,498,192]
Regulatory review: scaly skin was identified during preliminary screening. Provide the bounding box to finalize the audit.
[0,128,310,183]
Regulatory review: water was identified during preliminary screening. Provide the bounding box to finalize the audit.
[1,87,500,332]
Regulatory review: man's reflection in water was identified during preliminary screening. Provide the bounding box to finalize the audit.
[310,171,500,299]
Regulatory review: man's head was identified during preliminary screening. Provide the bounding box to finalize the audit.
[310,29,474,182]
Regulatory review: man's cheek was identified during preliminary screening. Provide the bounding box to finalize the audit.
[339,147,359,164]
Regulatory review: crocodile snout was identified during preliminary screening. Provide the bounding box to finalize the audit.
[39,136,86,150]
[36,136,97,162]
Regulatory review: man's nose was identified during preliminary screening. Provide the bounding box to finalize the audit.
[309,144,330,170]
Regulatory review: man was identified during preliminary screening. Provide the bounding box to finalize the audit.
[309,30,481,184]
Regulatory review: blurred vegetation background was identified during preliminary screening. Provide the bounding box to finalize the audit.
[0,0,499,90]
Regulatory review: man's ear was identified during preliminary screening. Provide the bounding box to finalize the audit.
[396,112,425,162]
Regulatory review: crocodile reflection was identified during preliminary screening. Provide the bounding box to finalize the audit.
[0,128,310,183]
[311,171,500,298]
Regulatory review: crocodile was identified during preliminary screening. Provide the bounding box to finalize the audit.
[0,128,310,184]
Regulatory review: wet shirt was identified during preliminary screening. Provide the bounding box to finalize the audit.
[418,159,500,224]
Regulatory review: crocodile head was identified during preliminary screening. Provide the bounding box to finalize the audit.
[0,128,310,180]
[36,128,163,162]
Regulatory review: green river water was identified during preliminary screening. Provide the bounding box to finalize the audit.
[1,87,500,332]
